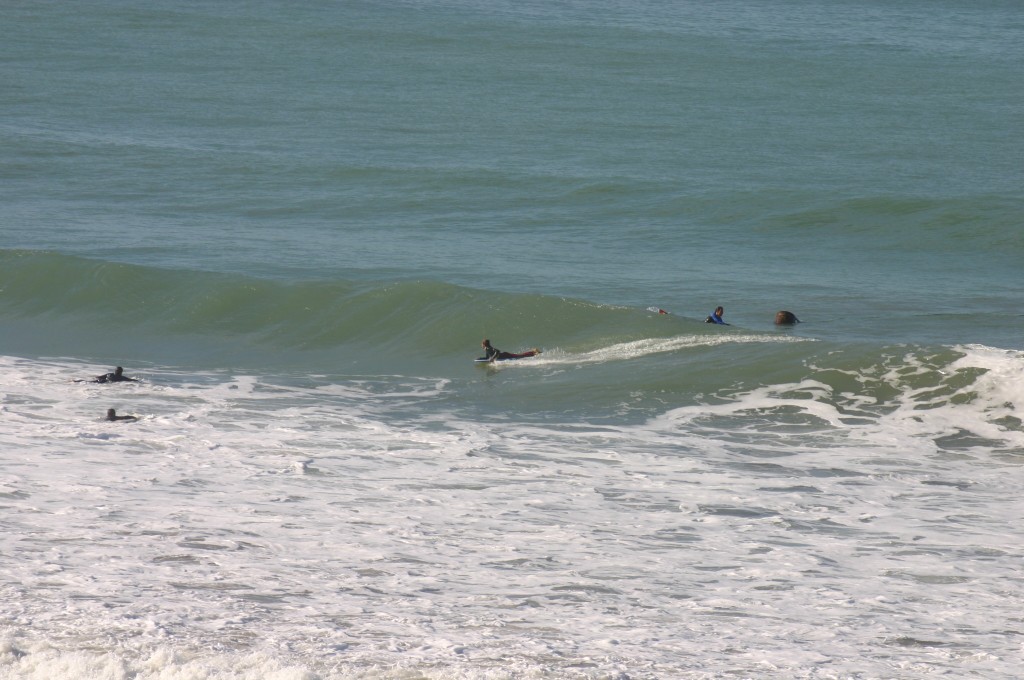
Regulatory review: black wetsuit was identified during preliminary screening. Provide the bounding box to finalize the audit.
[92,366,139,383]
[96,372,137,383]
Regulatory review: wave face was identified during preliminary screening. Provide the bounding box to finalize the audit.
[1,248,1021,415]
[0,249,700,371]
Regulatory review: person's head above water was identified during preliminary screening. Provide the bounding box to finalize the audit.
[775,310,800,325]
[482,339,492,348]
[705,306,728,325]
[114,367,124,376]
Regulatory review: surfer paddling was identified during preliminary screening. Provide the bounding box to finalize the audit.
[77,366,140,384]
[775,310,800,325]
[479,339,541,363]
[705,306,728,325]
[105,408,137,422]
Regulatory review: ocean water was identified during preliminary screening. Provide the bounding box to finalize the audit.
[2,0,1023,678]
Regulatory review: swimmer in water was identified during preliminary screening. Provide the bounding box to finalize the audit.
[705,306,728,325]
[80,367,139,384]
[105,408,137,422]
[775,310,801,325]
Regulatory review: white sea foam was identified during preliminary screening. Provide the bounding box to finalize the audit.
[1,353,1022,679]
[502,333,814,369]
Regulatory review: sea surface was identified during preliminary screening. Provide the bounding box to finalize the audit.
[2,0,1023,678]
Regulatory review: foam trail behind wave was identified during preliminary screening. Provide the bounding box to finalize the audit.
[511,333,815,367]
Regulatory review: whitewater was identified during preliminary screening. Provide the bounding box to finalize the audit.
[2,343,1023,679]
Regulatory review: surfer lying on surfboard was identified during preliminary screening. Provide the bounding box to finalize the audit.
[75,366,140,383]
[478,339,541,363]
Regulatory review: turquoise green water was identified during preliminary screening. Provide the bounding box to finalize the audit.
[1,0,1021,375]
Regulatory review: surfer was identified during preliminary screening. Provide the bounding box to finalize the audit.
[105,408,137,422]
[775,310,800,325]
[479,339,540,363]
[481,339,508,362]
[705,306,728,325]
[84,366,139,384]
